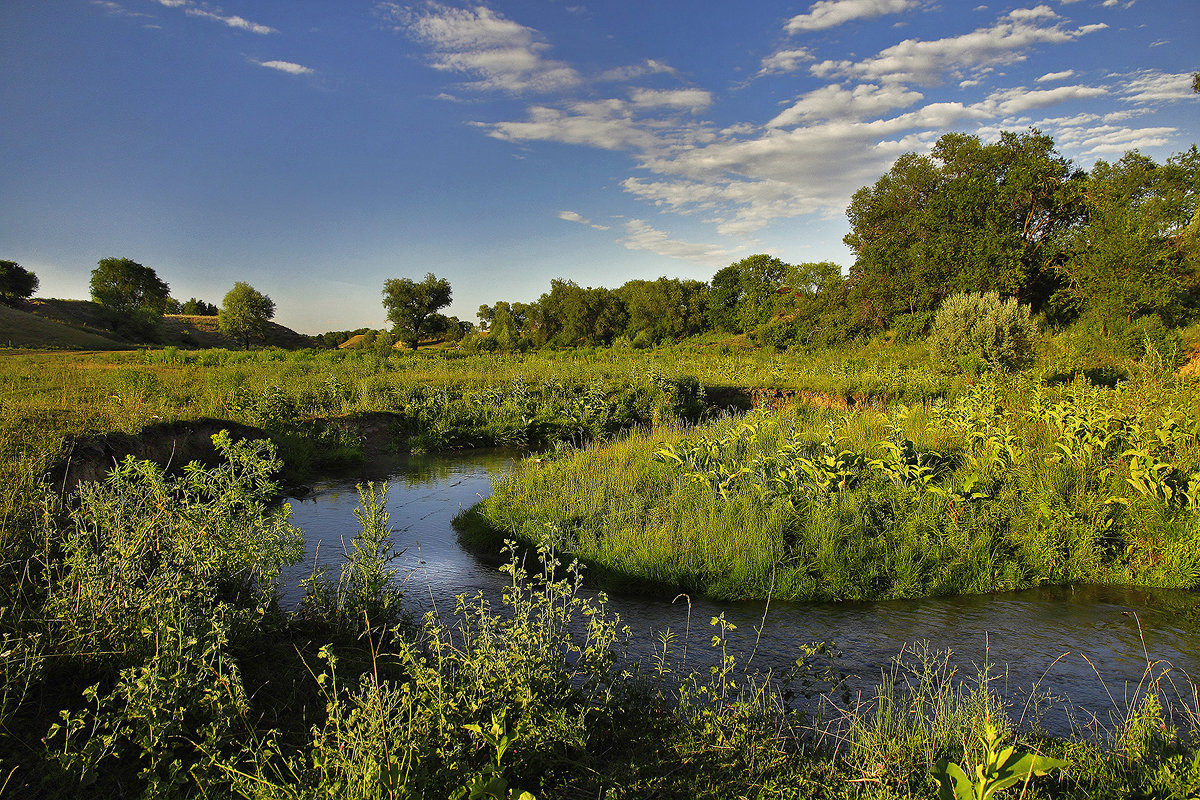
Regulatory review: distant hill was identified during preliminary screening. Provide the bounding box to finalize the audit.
[2,299,312,350]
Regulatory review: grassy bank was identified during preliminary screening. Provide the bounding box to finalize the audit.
[468,372,1200,601]
[0,341,950,545]
[2,438,1198,797]
[3,342,1199,796]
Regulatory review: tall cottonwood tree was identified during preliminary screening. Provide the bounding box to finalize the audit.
[707,255,790,333]
[0,260,39,306]
[90,258,172,315]
[844,130,1082,327]
[532,279,627,347]
[1057,147,1200,330]
[615,277,708,344]
[382,273,452,350]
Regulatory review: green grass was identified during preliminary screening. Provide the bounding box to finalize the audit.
[2,340,1199,797]
[469,371,1200,601]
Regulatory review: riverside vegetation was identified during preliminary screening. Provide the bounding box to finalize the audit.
[1,331,1199,798]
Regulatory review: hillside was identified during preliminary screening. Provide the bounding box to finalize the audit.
[2,299,312,350]
[0,303,131,350]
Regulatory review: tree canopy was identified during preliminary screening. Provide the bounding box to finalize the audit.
[181,297,219,316]
[1057,147,1200,330]
[219,282,276,349]
[844,130,1083,327]
[382,273,452,350]
[708,255,791,333]
[0,260,39,306]
[89,258,172,315]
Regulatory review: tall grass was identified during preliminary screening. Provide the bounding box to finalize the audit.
[469,372,1200,601]
[1,437,1198,797]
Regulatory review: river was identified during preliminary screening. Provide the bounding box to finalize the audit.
[283,450,1200,736]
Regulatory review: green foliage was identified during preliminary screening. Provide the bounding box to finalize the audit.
[1057,148,1200,330]
[844,131,1080,327]
[220,542,622,799]
[45,431,302,662]
[90,257,172,315]
[0,260,38,306]
[180,297,219,315]
[707,254,790,333]
[928,292,1038,374]
[220,282,277,350]
[933,721,1066,800]
[382,273,453,350]
[892,311,934,344]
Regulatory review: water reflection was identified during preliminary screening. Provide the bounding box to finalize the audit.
[285,451,1200,736]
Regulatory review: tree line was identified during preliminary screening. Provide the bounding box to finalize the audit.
[7,128,1196,354]
[1,255,276,348]
[403,131,1196,354]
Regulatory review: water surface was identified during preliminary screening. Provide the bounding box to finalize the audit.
[285,451,1200,735]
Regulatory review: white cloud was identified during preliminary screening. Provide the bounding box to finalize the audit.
[1036,69,1075,82]
[558,211,610,230]
[1056,124,1178,156]
[810,10,1105,86]
[768,83,923,127]
[92,1,151,18]
[629,88,713,113]
[619,220,741,265]
[185,8,275,34]
[254,59,314,76]
[597,59,680,82]
[381,2,580,93]
[786,0,921,33]
[978,84,1108,116]
[758,48,814,76]
[1007,5,1059,21]
[480,99,711,152]
[625,103,987,234]
[1119,70,1196,103]
[150,1,275,33]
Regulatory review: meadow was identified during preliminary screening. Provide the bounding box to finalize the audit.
[1,339,1199,797]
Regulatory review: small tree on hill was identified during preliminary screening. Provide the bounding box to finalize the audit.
[220,282,276,349]
[382,273,452,350]
[181,298,219,316]
[0,260,39,306]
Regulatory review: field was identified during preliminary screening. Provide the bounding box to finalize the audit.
[2,341,1200,797]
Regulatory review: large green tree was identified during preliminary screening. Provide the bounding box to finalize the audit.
[844,130,1082,328]
[382,273,452,350]
[219,282,276,349]
[1057,147,1200,331]
[90,257,172,315]
[0,260,39,306]
[532,279,627,347]
[478,301,531,350]
[616,277,708,344]
[707,255,790,333]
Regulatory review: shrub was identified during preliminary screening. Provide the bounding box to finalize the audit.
[1120,314,1183,369]
[928,291,1037,374]
[891,311,933,344]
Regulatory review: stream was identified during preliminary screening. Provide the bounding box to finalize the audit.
[283,450,1200,736]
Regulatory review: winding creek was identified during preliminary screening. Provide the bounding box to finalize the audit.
[283,450,1200,737]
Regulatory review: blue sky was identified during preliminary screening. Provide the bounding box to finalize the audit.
[2,0,1196,334]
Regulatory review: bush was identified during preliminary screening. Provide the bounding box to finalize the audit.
[1120,315,1183,369]
[928,291,1037,374]
[891,311,933,344]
